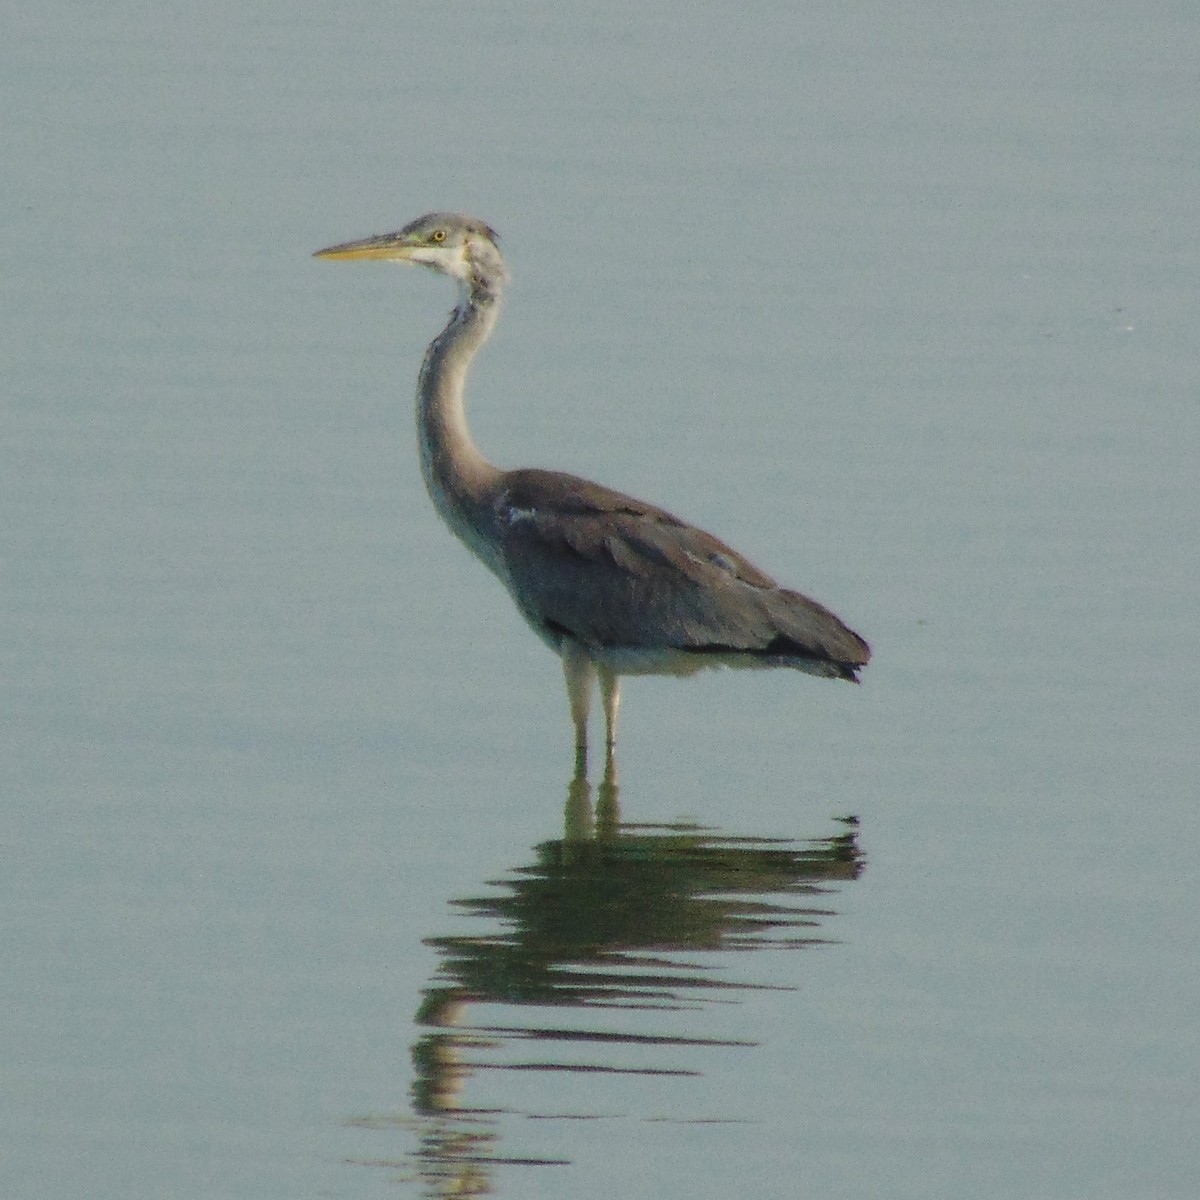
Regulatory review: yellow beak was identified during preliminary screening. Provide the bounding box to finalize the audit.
[312,233,415,261]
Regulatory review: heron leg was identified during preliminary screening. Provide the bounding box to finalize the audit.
[598,666,621,765]
[561,642,596,768]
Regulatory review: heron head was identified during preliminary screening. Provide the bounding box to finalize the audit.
[314,212,505,292]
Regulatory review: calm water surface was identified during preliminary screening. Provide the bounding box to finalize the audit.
[4,3,1198,1198]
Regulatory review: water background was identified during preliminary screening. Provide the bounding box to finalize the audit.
[4,4,1198,1197]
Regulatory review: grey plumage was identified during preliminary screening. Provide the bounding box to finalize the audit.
[497,468,867,679]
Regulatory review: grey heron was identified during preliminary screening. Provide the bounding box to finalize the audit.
[314,213,870,771]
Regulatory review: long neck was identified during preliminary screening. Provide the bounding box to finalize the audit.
[416,281,506,576]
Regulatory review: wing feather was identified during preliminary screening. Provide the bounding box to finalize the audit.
[496,469,869,676]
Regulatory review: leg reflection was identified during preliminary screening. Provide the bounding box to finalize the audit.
[563,755,621,843]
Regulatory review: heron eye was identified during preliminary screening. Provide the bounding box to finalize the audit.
[431,229,447,243]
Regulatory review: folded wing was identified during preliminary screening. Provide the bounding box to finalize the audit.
[496,468,870,679]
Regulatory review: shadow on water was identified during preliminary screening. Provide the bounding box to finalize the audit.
[347,769,863,1195]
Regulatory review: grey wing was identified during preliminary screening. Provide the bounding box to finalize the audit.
[496,469,870,678]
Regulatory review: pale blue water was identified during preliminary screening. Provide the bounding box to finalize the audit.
[4,4,1198,1198]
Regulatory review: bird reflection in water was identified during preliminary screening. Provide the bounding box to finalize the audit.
[347,772,862,1195]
